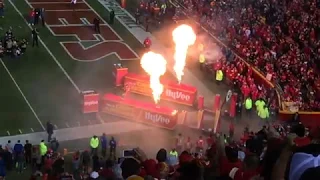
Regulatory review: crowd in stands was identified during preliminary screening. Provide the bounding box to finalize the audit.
[171,0,320,111]
[0,28,28,58]
[1,121,320,180]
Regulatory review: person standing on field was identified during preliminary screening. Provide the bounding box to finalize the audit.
[90,135,99,155]
[100,133,107,157]
[46,121,54,142]
[109,9,115,24]
[0,2,4,18]
[32,27,39,47]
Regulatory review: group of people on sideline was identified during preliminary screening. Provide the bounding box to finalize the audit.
[0,28,28,58]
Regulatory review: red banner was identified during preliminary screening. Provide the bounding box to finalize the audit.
[101,93,178,129]
[124,73,197,106]
[83,93,99,113]
[113,65,128,87]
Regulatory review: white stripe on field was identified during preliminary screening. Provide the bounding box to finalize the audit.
[0,59,45,130]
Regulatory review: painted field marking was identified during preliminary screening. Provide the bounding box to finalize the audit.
[46,9,91,12]
[81,0,139,57]
[6,131,10,136]
[65,122,70,127]
[30,128,34,132]
[58,18,68,25]
[27,0,139,62]
[8,0,81,93]
[19,129,22,134]
[0,59,45,130]
[80,18,90,25]
[30,2,86,4]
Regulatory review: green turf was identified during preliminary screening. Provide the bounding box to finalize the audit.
[0,0,225,136]
[1,0,152,133]
[0,0,86,133]
[0,61,41,136]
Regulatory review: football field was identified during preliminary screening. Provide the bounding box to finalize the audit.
[0,0,243,137]
[0,0,152,136]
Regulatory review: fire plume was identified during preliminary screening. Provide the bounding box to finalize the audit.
[172,24,196,83]
[140,52,167,104]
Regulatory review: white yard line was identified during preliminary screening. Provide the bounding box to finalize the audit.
[29,2,85,4]
[0,59,45,130]
[45,9,91,12]
[8,0,81,93]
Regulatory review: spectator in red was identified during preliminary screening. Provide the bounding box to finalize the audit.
[293,124,311,147]
[217,134,242,177]
[206,134,214,149]
[29,8,35,25]
[229,154,261,180]
[99,159,115,179]
[44,155,53,174]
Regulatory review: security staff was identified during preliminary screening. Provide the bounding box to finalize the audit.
[39,140,47,156]
[255,98,266,113]
[215,69,223,85]
[93,17,100,33]
[161,3,167,14]
[258,105,269,126]
[31,27,39,47]
[199,54,205,70]
[109,9,115,24]
[90,135,99,155]
[245,96,253,116]
[168,148,178,166]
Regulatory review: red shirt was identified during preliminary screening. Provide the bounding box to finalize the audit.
[294,137,311,147]
[99,168,115,179]
[44,158,53,170]
[197,139,204,148]
[233,168,260,180]
[30,11,35,17]
[220,157,242,176]
[206,137,214,147]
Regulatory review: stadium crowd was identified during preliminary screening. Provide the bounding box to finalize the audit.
[173,0,320,111]
[0,122,319,180]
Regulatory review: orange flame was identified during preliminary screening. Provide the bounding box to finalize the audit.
[140,52,167,104]
[172,24,196,83]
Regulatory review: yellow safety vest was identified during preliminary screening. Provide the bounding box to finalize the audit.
[216,70,223,81]
[258,108,268,119]
[161,4,166,9]
[39,142,47,156]
[90,137,99,148]
[199,54,205,63]
[169,150,178,157]
[255,100,265,112]
[245,98,252,109]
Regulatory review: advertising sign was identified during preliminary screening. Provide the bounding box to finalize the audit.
[102,94,178,129]
[124,73,197,106]
[83,93,99,113]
